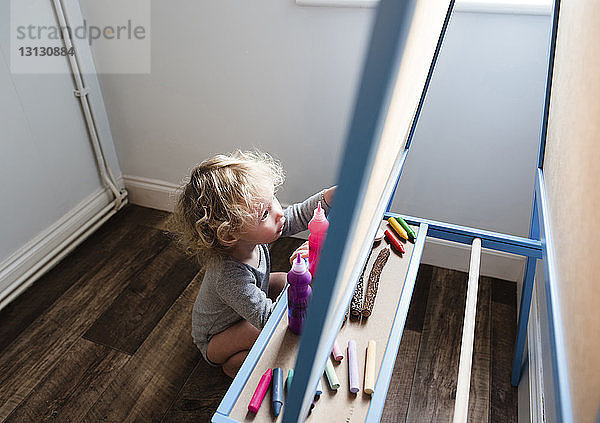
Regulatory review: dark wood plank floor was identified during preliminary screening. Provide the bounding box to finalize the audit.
[0,205,517,422]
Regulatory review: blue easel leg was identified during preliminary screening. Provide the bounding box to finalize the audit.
[511,255,537,386]
[511,195,540,386]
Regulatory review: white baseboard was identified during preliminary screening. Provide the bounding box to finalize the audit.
[122,174,179,212]
[127,175,526,282]
[0,185,127,309]
[296,0,552,15]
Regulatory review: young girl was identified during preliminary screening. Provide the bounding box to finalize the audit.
[168,150,334,378]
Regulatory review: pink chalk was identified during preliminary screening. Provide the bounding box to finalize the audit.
[332,338,344,361]
[348,340,359,393]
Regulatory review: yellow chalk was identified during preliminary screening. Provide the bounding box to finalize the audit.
[387,217,408,241]
[364,340,376,395]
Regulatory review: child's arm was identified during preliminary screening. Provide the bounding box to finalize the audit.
[280,186,335,237]
[215,268,275,330]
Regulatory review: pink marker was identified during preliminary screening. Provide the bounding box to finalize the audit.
[248,368,272,413]
[332,338,344,361]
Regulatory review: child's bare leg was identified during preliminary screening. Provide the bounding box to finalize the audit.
[222,350,250,378]
[206,320,259,373]
[268,272,287,300]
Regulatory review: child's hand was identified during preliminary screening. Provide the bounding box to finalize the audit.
[324,186,336,207]
[289,241,309,265]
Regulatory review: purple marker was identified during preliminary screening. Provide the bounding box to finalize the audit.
[287,253,312,334]
[348,340,359,393]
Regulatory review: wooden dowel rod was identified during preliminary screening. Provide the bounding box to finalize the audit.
[453,237,482,423]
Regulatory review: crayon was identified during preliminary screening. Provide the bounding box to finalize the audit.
[324,357,340,390]
[286,369,294,392]
[384,229,405,254]
[332,338,344,361]
[387,217,408,240]
[316,378,323,396]
[395,216,416,242]
[348,340,359,393]
[248,368,272,413]
[364,340,376,395]
[272,368,283,416]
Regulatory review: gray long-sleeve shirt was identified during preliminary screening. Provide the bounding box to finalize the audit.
[191,190,330,363]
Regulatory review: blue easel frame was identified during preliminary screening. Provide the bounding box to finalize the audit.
[510,0,573,421]
[213,0,573,420]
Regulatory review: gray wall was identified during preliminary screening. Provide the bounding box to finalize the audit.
[89,0,374,205]
[0,0,122,263]
[392,10,551,237]
[87,1,550,240]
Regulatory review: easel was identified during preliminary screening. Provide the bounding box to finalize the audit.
[213,0,574,421]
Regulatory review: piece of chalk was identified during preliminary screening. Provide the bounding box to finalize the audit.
[332,338,344,361]
[348,340,359,393]
[316,378,323,396]
[248,368,272,413]
[384,229,405,253]
[396,216,416,241]
[272,368,283,416]
[387,217,408,240]
[364,340,376,395]
[286,369,294,392]
[324,357,340,390]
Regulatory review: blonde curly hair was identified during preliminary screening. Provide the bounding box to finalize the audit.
[166,150,285,267]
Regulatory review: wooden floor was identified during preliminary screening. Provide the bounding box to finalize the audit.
[0,205,517,422]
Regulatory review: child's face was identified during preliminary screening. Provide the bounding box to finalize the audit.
[241,184,285,245]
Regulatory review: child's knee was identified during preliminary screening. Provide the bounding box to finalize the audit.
[222,361,237,378]
[222,350,249,378]
[268,272,287,300]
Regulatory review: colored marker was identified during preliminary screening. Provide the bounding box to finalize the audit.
[248,368,272,413]
[332,338,344,361]
[324,357,340,390]
[316,378,323,396]
[272,368,283,416]
[387,217,408,240]
[286,369,294,392]
[348,340,359,393]
[395,216,416,242]
[384,229,405,253]
[364,340,376,395]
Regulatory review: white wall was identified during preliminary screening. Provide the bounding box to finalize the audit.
[391,10,551,238]
[83,2,550,279]
[0,0,123,299]
[86,0,374,207]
